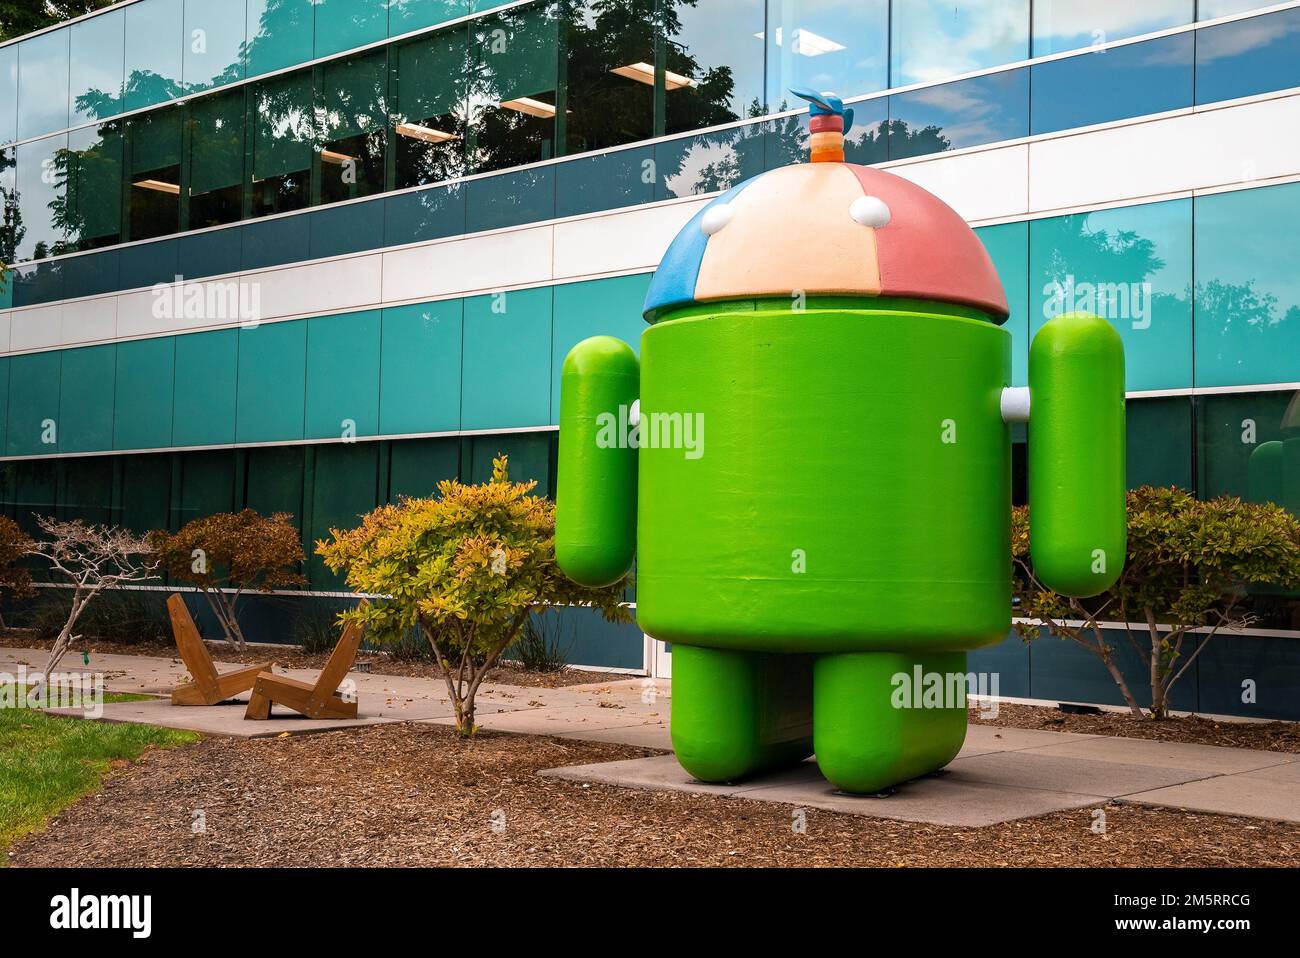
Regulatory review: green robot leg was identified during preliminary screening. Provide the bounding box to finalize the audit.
[813,650,968,794]
[670,645,814,783]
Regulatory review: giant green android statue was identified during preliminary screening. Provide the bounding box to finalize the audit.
[555,90,1127,794]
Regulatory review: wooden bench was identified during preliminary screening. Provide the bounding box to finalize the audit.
[244,608,364,720]
[168,593,272,706]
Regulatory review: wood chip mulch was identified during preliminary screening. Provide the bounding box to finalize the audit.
[973,702,1300,753]
[0,633,626,688]
[9,723,1299,868]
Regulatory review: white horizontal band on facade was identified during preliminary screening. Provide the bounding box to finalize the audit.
[5,85,1300,362]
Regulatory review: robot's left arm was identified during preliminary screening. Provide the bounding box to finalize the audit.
[1003,312,1126,597]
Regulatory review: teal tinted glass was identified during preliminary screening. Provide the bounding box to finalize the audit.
[666,0,765,134]
[764,0,888,111]
[17,28,70,141]
[461,286,552,429]
[246,0,315,78]
[187,89,245,229]
[975,221,1029,387]
[114,336,175,450]
[0,45,16,145]
[184,0,248,92]
[550,274,648,423]
[469,3,560,172]
[1126,397,1193,489]
[250,71,314,215]
[1032,1,1192,56]
[127,107,182,241]
[69,8,125,125]
[59,344,116,454]
[15,133,68,261]
[1030,199,1193,392]
[891,0,1029,87]
[315,0,389,58]
[389,0,468,36]
[125,0,185,113]
[1197,390,1300,503]
[237,321,307,443]
[6,351,60,457]
[1194,182,1300,388]
[66,123,123,250]
[320,51,388,203]
[173,329,238,446]
[394,27,468,186]
[379,300,463,435]
[305,310,380,439]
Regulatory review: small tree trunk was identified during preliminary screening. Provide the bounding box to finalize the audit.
[1091,627,1145,718]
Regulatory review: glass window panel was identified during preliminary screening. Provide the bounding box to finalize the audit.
[179,226,242,279]
[124,0,185,113]
[461,285,552,428]
[308,196,385,259]
[1198,1,1269,18]
[250,71,315,216]
[665,0,765,136]
[16,28,70,141]
[1195,389,1300,632]
[246,0,315,78]
[127,107,182,241]
[0,147,16,268]
[184,0,247,93]
[69,9,125,126]
[379,301,462,435]
[562,0,654,155]
[656,124,766,201]
[393,27,468,188]
[187,89,246,230]
[1030,199,1193,392]
[389,0,468,36]
[315,0,389,59]
[469,3,560,173]
[1195,8,1300,106]
[975,221,1029,387]
[305,309,381,439]
[888,68,1028,160]
[241,212,310,269]
[763,0,888,112]
[1030,33,1193,136]
[891,0,1030,88]
[1194,181,1300,388]
[64,248,120,299]
[464,164,554,231]
[556,145,653,217]
[1126,397,1193,489]
[65,123,123,251]
[383,182,465,245]
[1032,0,1192,56]
[0,45,16,146]
[320,51,388,204]
[15,133,68,261]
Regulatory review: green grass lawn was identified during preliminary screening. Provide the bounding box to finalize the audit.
[0,691,198,860]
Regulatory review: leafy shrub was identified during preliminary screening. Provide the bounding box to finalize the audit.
[509,614,574,673]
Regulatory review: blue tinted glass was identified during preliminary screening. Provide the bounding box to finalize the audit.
[889,68,1028,160]
[125,0,184,113]
[241,213,310,270]
[64,248,119,299]
[556,146,654,218]
[465,165,554,232]
[656,125,767,201]
[1194,182,1300,387]
[891,0,1029,87]
[1196,8,1300,105]
[15,133,68,261]
[0,46,16,145]
[1031,199,1193,392]
[17,28,70,141]
[119,238,179,290]
[69,10,125,125]
[309,197,386,259]
[764,0,888,111]
[384,184,465,245]
[666,0,765,135]
[10,259,65,307]
[390,0,469,36]
[1198,1,1269,18]
[1031,33,1193,136]
[184,0,248,92]
[178,227,243,279]
[1032,1,1192,56]
[315,0,389,58]
[246,0,314,78]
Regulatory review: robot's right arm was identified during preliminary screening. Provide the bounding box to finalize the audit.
[555,336,639,588]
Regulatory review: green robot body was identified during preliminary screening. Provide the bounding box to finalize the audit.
[555,91,1127,794]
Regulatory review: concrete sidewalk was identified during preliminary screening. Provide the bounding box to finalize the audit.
[5,645,1297,826]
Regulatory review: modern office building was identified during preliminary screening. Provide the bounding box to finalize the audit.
[1,1,1298,716]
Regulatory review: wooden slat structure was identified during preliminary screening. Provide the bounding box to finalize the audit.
[168,593,272,706]
[244,607,365,720]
